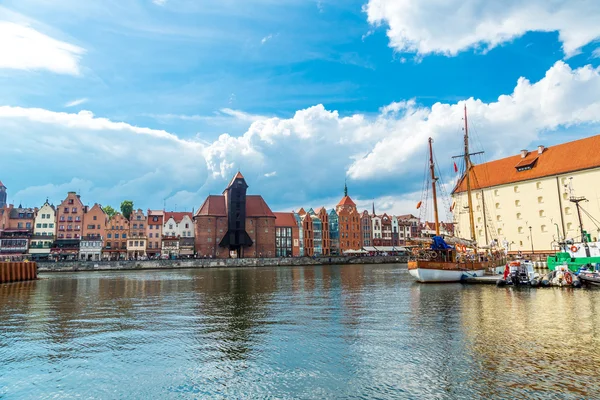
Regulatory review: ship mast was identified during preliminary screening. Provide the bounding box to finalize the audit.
[428,137,440,236]
[464,105,476,243]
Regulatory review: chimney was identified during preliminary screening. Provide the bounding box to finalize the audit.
[537,145,545,154]
[520,149,528,158]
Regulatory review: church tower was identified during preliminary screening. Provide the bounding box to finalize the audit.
[0,181,6,208]
[219,172,253,257]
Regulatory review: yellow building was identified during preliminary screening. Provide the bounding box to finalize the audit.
[452,135,600,254]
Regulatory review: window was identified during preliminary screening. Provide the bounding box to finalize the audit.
[122,233,127,238]
[36,223,41,228]
[494,189,499,196]
[115,233,119,239]
[537,196,543,204]
[496,215,502,222]
[476,205,481,212]
[539,210,545,217]
[207,237,212,243]
[516,213,522,220]
[541,225,547,233]
[149,233,153,238]
[515,200,521,207]
[129,241,133,246]
[563,192,569,200]
[514,186,519,193]
[536,182,542,189]
[498,228,503,235]
[565,207,572,215]
[495,203,500,209]
[169,224,173,229]
[185,223,189,228]
[518,227,524,234]
[43,223,48,228]
[567,223,573,231]
[72,207,77,213]
[140,224,144,228]
[519,241,523,246]
[477,217,482,223]
[133,224,137,229]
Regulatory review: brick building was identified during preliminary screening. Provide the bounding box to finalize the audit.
[336,184,361,253]
[274,212,300,257]
[0,204,36,260]
[80,203,107,261]
[299,209,314,256]
[194,172,276,258]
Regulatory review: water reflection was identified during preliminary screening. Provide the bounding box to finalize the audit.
[1,264,599,399]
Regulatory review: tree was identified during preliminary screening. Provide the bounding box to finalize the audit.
[103,205,116,218]
[120,200,134,220]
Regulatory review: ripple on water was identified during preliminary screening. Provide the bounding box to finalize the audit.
[1,265,599,399]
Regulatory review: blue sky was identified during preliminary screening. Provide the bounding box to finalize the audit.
[1,0,600,219]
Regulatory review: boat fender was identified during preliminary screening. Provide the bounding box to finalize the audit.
[565,273,573,285]
[541,278,550,287]
[570,245,578,252]
[572,279,582,288]
[496,279,507,287]
[530,279,539,287]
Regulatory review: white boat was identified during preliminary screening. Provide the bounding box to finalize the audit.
[409,262,485,282]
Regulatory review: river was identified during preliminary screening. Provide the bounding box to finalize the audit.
[1,264,599,399]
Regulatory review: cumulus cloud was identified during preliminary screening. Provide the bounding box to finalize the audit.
[0,21,85,75]
[364,0,600,57]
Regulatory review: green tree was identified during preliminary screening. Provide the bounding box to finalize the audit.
[120,200,134,220]
[103,205,116,218]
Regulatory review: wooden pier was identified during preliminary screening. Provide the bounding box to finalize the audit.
[462,276,500,285]
[0,262,37,284]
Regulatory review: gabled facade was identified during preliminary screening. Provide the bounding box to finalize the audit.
[274,212,300,257]
[53,192,84,260]
[360,210,372,247]
[0,204,36,260]
[29,200,55,260]
[329,209,339,256]
[80,204,107,261]
[104,213,129,260]
[335,184,361,253]
[301,212,314,257]
[162,211,194,257]
[294,212,305,256]
[128,209,148,259]
[146,210,163,257]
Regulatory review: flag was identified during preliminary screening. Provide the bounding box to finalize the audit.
[416,201,422,209]
[453,162,458,173]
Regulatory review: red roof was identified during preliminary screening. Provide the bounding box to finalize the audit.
[297,208,306,216]
[337,196,356,206]
[454,135,600,193]
[195,195,275,218]
[225,171,247,191]
[246,195,275,218]
[274,212,298,227]
[164,211,193,223]
[195,195,227,217]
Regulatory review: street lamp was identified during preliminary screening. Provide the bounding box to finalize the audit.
[529,225,534,255]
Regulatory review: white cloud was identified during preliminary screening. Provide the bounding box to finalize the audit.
[261,34,273,45]
[264,171,277,178]
[64,98,88,108]
[593,48,600,59]
[0,21,84,75]
[364,0,600,57]
[152,0,167,5]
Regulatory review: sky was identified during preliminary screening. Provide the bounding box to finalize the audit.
[1,0,600,219]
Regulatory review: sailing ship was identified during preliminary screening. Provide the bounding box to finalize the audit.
[408,106,494,282]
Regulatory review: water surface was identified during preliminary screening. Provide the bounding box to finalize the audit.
[1,264,599,399]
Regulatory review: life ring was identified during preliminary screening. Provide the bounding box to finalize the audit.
[565,272,573,285]
[570,245,578,252]
[461,245,467,253]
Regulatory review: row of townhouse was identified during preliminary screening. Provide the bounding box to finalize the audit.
[271,185,421,257]
[0,190,195,261]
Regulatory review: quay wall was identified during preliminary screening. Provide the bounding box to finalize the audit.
[0,262,38,283]
[37,256,409,273]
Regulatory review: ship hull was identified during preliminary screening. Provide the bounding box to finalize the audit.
[408,260,486,283]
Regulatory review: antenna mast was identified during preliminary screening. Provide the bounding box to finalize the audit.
[428,138,440,236]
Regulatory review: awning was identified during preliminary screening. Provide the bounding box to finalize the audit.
[362,246,407,252]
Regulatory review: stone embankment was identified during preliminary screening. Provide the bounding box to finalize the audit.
[38,255,409,273]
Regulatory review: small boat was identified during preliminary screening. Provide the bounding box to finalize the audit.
[540,264,582,288]
[578,264,600,286]
[496,260,540,287]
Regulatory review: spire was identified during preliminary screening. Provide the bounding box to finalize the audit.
[372,201,375,216]
[344,180,348,197]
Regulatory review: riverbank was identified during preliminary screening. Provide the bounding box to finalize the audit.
[37,255,409,273]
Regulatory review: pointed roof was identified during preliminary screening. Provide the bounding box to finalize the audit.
[225,171,247,191]
[246,195,275,218]
[164,211,193,223]
[297,208,306,216]
[0,180,5,188]
[337,196,356,207]
[274,212,298,227]
[195,195,227,217]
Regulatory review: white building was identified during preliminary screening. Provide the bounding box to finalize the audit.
[452,136,600,254]
[29,200,55,260]
[371,215,382,240]
[162,212,195,257]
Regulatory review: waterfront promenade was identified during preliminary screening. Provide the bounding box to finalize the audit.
[36,255,409,273]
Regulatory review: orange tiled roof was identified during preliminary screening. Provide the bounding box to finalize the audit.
[453,135,600,193]
[164,211,193,223]
[337,196,356,206]
[225,171,246,191]
[297,208,306,216]
[195,195,226,217]
[246,195,275,218]
[274,212,298,227]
